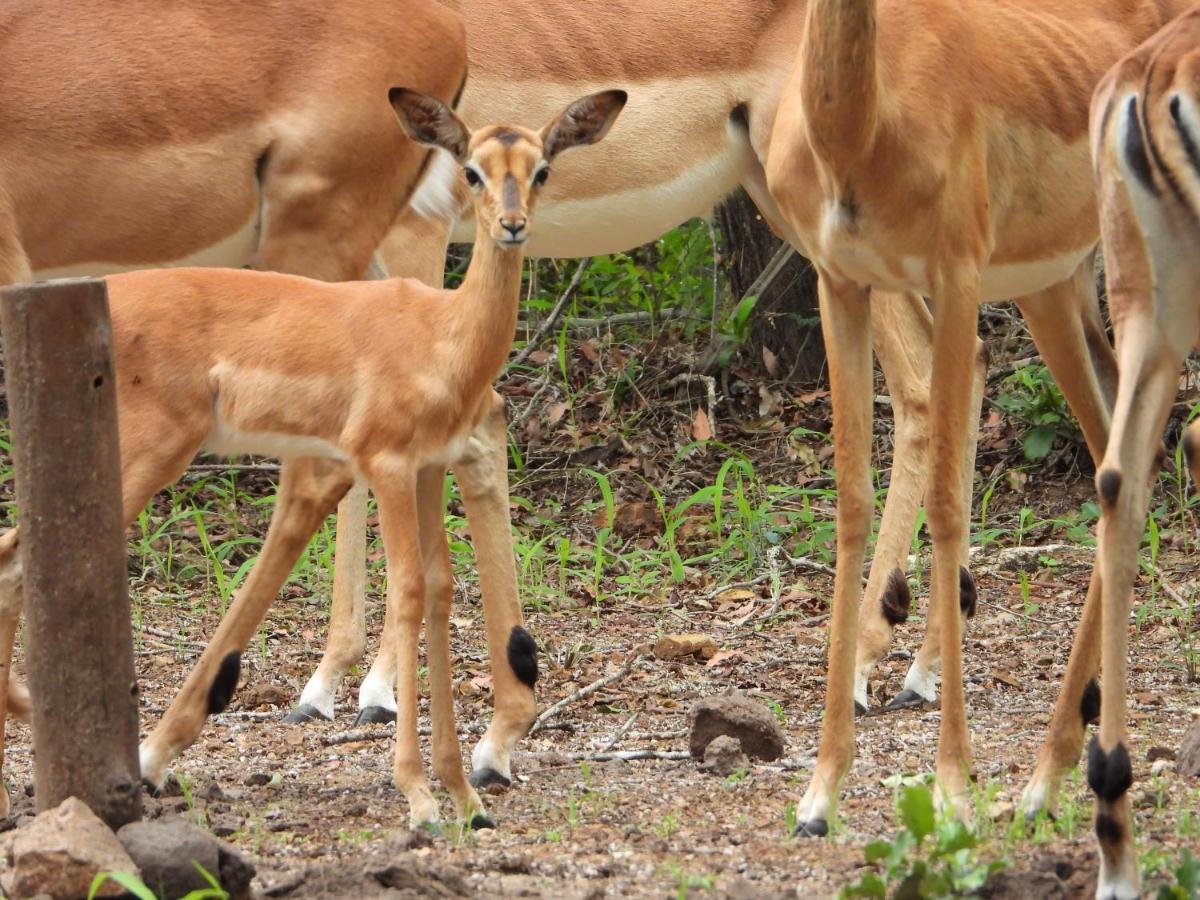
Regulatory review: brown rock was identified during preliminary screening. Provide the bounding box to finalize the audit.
[1177,720,1200,778]
[688,691,786,761]
[699,735,750,777]
[117,818,220,900]
[2,796,141,899]
[654,633,718,661]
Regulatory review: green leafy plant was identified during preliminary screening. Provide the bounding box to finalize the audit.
[839,784,1004,898]
[88,863,228,900]
[1154,849,1199,900]
[994,364,1079,462]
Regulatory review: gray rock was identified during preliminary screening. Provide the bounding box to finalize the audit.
[1177,720,1200,778]
[1,796,141,899]
[217,838,257,900]
[118,818,220,900]
[688,692,786,761]
[699,735,750,777]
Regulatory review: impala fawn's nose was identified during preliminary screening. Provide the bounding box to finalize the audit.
[500,217,527,241]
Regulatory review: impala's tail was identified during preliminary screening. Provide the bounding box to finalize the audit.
[800,0,881,176]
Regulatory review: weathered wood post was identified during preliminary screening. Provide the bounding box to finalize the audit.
[0,278,141,828]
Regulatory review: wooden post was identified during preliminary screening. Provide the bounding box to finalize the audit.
[0,278,141,828]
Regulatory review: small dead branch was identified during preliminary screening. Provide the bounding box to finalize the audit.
[186,462,282,473]
[533,308,691,331]
[140,625,208,652]
[530,655,642,735]
[698,242,796,372]
[534,749,692,763]
[668,373,718,436]
[597,711,639,754]
[507,258,590,371]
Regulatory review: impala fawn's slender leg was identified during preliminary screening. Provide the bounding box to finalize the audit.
[457,395,537,788]
[1017,264,1119,817]
[794,273,874,837]
[923,279,983,819]
[139,458,354,787]
[416,464,490,826]
[369,462,440,827]
[286,477,369,723]
[347,212,455,727]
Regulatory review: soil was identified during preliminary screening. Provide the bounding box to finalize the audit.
[1,319,1198,899]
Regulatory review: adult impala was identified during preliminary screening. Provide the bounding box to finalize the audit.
[1080,9,1200,896]
[294,0,1123,802]
[762,0,1189,857]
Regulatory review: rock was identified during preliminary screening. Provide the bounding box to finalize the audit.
[688,692,786,761]
[654,633,718,661]
[1178,720,1200,778]
[118,818,220,900]
[217,838,256,900]
[699,735,749,777]
[1,796,141,899]
[1146,746,1176,762]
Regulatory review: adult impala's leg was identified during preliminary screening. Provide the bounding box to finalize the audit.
[369,459,442,827]
[0,530,24,817]
[457,394,537,788]
[1017,265,1118,818]
[924,276,984,820]
[794,272,874,837]
[140,458,354,788]
[416,464,490,826]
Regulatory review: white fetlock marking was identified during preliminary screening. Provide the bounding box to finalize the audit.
[796,779,832,825]
[1096,859,1140,900]
[357,669,397,714]
[853,665,871,711]
[407,792,441,828]
[138,743,167,789]
[902,662,939,702]
[471,735,512,781]
[296,674,338,720]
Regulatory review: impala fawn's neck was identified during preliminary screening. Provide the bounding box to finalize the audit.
[802,0,880,173]
[446,218,526,399]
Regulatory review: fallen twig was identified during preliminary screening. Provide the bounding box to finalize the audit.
[668,372,718,436]
[530,655,641,734]
[597,711,639,754]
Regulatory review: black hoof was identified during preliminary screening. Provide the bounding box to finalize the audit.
[854,700,868,717]
[282,703,331,725]
[795,818,829,838]
[468,814,496,831]
[142,779,162,798]
[468,767,511,790]
[881,689,932,713]
[1024,807,1056,824]
[353,706,397,726]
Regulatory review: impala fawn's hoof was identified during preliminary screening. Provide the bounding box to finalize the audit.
[854,701,868,717]
[468,767,511,790]
[353,706,397,726]
[282,703,331,725]
[794,818,829,838]
[468,813,496,830]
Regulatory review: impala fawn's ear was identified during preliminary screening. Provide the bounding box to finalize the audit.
[540,90,628,160]
[389,88,470,162]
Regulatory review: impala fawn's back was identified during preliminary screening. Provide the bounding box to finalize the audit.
[762,0,1188,842]
[1087,10,1200,898]
[0,87,627,828]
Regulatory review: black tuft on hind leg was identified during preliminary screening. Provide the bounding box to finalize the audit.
[507,625,538,688]
[881,568,912,627]
[1079,678,1101,727]
[207,651,241,715]
[958,567,978,619]
[1087,737,1133,804]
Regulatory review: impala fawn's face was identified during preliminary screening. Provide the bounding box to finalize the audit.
[391,87,628,247]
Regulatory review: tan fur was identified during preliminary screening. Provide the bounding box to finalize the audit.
[762,0,1189,835]
[1068,10,1200,897]
[0,0,466,280]
[0,92,625,827]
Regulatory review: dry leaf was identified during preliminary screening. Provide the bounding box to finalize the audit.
[692,408,713,441]
[548,401,570,425]
[704,649,744,668]
[762,346,780,378]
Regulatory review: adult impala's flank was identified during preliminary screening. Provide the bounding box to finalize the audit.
[0,88,627,827]
[1085,10,1200,897]
[762,0,1188,845]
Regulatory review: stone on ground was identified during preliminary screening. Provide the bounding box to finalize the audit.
[699,735,750,777]
[118,818,221,900]
[1,796,141,899]
[654,633,718,661]
[688,691,785,761]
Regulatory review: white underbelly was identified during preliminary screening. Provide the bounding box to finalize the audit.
[979,246,1093,301]
[203,416,348,463]
[31,211,261,281]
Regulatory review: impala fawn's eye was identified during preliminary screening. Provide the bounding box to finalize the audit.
[534,167,550,186]
[464,167,482,187]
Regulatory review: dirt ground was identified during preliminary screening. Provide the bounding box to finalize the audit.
[1,323,1198,898]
